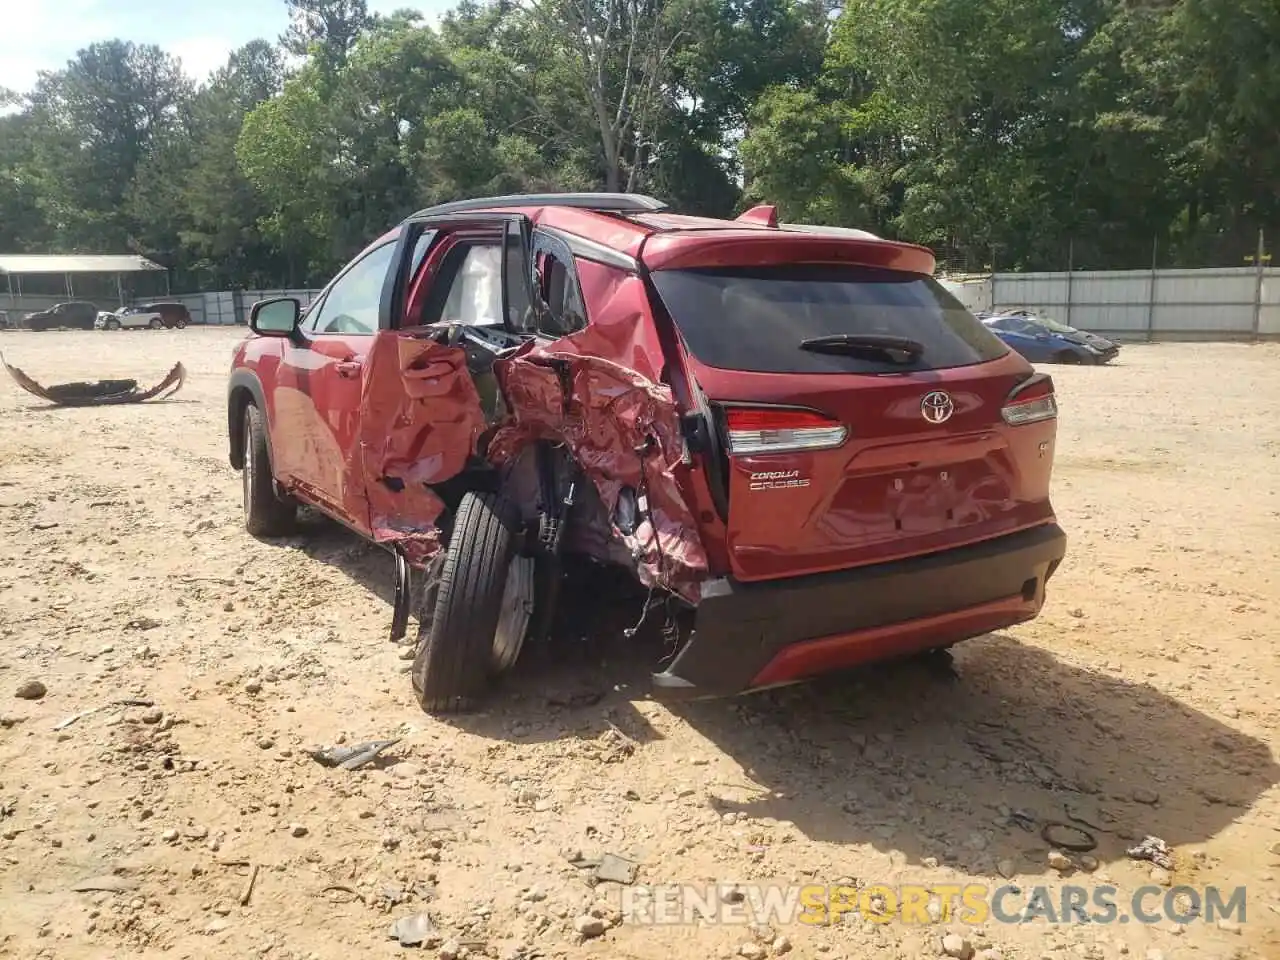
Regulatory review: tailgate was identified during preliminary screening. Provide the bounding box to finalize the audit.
[650,264,1059,582]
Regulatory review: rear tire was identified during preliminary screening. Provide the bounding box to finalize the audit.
[149,317,163,329]
[242,403,296,537]
[175,318,187,329]
[412,492,529,714]
[1054,350,1081,364]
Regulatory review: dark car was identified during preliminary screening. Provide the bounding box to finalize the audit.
[23,301,99,331]
[227,192,1066,714]
[980,312,1120,364]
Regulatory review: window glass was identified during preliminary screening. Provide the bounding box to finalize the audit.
[650,264,1008,375]
[531,236,586,338]
[306,242,397,335]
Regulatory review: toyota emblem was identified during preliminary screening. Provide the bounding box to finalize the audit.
[920,391,954,424]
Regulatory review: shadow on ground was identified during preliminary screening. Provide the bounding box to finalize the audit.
[447,567,1280,872]
[281,525,1280,871]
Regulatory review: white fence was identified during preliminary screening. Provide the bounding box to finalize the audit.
[11,267,1279,340]
[0,288,322,326]
[172,289,322,326]
[987,266,1280,341]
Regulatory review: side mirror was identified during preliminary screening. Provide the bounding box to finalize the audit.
[250,297,300,337]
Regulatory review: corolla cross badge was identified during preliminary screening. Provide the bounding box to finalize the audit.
[920,390,954,424]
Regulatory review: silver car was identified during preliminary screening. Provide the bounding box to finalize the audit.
[96,303,190,330]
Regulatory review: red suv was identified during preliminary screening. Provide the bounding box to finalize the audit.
[227,193,1066,713]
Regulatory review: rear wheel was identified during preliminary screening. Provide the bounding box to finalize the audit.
[148,317,163,330]
[411,492,534,714]
[242,403,296,537]
[175,318,187,329]
[1054,350,1081,364]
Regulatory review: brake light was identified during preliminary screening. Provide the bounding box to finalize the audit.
[1002,374,1057,425]
[723,406,847,456]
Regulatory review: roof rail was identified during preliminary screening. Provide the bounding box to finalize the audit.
[408,192,669,220]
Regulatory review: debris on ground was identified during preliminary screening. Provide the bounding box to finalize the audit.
[305,737,402,770]
[1040,821,1097,852]
[1126,836,1175,870]
[2,353,186,406]
[70,875,139,893]
[593,852,639,885]
[388,912,437,947]
[53,697,154,730]
[238,863,260,906]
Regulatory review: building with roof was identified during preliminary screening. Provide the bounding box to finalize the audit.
[0,254,170,320]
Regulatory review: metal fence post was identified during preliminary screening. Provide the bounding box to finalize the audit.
[1065,239,1074,327]
[1147,236,1158,341]
[1252,228,1265,342]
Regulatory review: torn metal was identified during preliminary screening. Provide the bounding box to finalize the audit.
[2,353,186,406]
[357,319,709,614]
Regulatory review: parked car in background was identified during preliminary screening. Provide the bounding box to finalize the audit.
[0,310,10,329]
[228,191,1066,715]
[22,301,99,331]
[97,302,191,330]
[980,312,1120,364]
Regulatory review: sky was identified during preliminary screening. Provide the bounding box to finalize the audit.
[0,0,452,95]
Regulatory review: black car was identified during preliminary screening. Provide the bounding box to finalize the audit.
[978,311,1120,364]
[23,301,99,331]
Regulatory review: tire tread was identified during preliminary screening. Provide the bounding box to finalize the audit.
[412,492,518,714]
[243,403,296,537]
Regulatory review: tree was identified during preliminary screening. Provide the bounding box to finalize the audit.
[23,41,192,252]
[282,0,372,74]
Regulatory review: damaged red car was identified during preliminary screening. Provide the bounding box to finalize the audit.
[226,193,1066,713]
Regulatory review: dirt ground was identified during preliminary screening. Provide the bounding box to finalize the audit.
[1,328,1278,960]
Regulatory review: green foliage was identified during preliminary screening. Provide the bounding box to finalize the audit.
[0,0,1275,284]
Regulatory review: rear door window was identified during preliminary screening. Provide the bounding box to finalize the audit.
[650,265,1009,375]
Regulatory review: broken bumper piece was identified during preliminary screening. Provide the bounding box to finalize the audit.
[650,523,1067,700]
[2,353,186,406]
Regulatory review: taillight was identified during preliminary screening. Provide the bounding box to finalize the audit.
[723,406,847,456]
[1002,374,1057,426]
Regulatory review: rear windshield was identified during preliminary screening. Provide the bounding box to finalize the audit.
[649,265,1009,374]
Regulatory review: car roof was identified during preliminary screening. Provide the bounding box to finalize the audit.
[383,193,935,275]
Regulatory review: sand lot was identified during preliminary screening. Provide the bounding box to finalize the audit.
[1,327,1278,960]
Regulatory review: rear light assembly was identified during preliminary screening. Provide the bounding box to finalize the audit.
[1002,373,1058,425]
[722,406,847,456]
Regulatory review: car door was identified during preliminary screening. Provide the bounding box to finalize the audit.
[271,232,439,531]
[355,214,535,556]
[269,240,399,528]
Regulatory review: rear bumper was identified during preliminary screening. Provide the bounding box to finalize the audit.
[651,523,1066,700]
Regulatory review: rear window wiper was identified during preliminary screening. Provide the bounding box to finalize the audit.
[798,334,924,363]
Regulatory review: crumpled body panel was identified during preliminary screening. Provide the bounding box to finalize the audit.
[3,353,185,406]
[358,330,486,565]
[489,341,708,602]
[356,265,710,600]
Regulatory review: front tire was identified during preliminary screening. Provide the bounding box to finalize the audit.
[411,492,532,714]
[104,318,120,330]
[242,403,296,537]
[1054,350,1081,364]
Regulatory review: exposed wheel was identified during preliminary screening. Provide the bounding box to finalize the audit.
[104,318,120,330]
[149,317,163,329]
[1054,350,1081,364]
[411,491,534,714]
[242,403,296,537]
[175,318,187,329]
